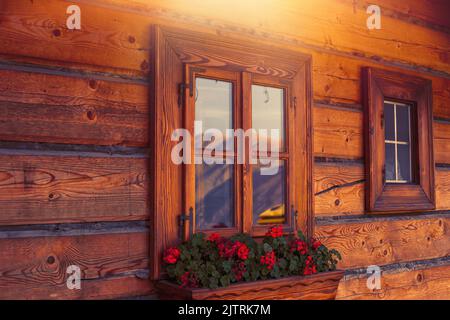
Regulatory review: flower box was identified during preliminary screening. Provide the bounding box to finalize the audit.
[156,270,344,300]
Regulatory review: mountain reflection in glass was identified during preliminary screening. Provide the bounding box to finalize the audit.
[252,161,286,225]
[195,78,233,149]
[195,161,234,230]
[251,85,285,152]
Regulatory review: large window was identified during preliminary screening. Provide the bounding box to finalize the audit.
[151,25,312,278]
[185,69,298,238]
[363,67,435,213]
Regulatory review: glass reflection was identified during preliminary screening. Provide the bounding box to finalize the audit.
[195,161,234,230]
[252,161,286,225]
[252,85,285,152]
[195,78,233,149]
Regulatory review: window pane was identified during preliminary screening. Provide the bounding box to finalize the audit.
[385,143,395,181]
[252,161,286,225]
[398,144,411,182]
[396,104,410,142]
[384,102,395,141]
[195,161,234,230]
[251,85,284,152]
[195,78,233,148]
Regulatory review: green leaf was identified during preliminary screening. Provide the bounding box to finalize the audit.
[263,243,273,253]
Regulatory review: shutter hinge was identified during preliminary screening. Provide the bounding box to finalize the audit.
[179,207,193,239]
[291,205,298,231]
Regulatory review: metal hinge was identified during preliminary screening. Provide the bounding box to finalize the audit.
[178,83,186,108]
[179,207,194,239]
[291,205,298,231]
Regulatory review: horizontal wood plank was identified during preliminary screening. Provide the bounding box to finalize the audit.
[436,168,450,210]
[0,69,148,146]
[0,154,148,225]
[315,215,450,269]
[0,273,154,300]
[313,106,363,159]
[337,262,450,300]
[434,121,450,164]
[0,231,151,299]
[314,162,365,216]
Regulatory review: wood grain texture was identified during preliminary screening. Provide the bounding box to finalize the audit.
[0,154,148,225]
[337,263,450,300]
[315,215,450,269]
[1,0,449,76]
[436,168,450,210]
[0,274,154,300]
[0,232,151,299]
[77,0,450,73]
[157,270,344,300]
[314,162,365,216]
[0,69,148,146]
[0,0,151,77]
[434,121,450,164]
[313,106,363,159]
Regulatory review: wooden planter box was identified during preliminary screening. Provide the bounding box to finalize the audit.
[156,270,344,300]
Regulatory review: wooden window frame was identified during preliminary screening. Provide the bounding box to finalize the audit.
[363,67,435,213]
[150,25,313,279]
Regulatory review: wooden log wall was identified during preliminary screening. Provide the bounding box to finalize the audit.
[0,0,448,299]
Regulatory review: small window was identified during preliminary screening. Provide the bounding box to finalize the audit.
[364,68,435,213]
[384,101,413,184]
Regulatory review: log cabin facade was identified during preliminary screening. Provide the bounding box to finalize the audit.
[0,0,449,299]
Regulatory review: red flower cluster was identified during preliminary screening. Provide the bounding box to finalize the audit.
[207,232,221,243]
[312,239,322,250]
[217,239,250,260]
[232,261,246,281]
[260,251,276,270]
[290,239,308,255]
[303,256,317,275]
[163,247,180,264]
[266,225,283,238]
[180,271,199,288]
[236,241,250,260]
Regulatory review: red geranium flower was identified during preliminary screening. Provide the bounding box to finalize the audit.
[180,271,199,288]
[232,261,246,282]
[235,242,249,260]
[290,239,308,255]
[163,247,180,264]
[312,239,322,250]
[260,251,276,270]
[208,233,221,243]
[218,240,237,259]
[303,255,318,275]
[266,225,283,238]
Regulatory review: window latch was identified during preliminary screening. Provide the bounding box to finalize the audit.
[179,207,193,239]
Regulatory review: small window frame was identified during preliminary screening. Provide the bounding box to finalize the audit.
[363,67,435,213]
